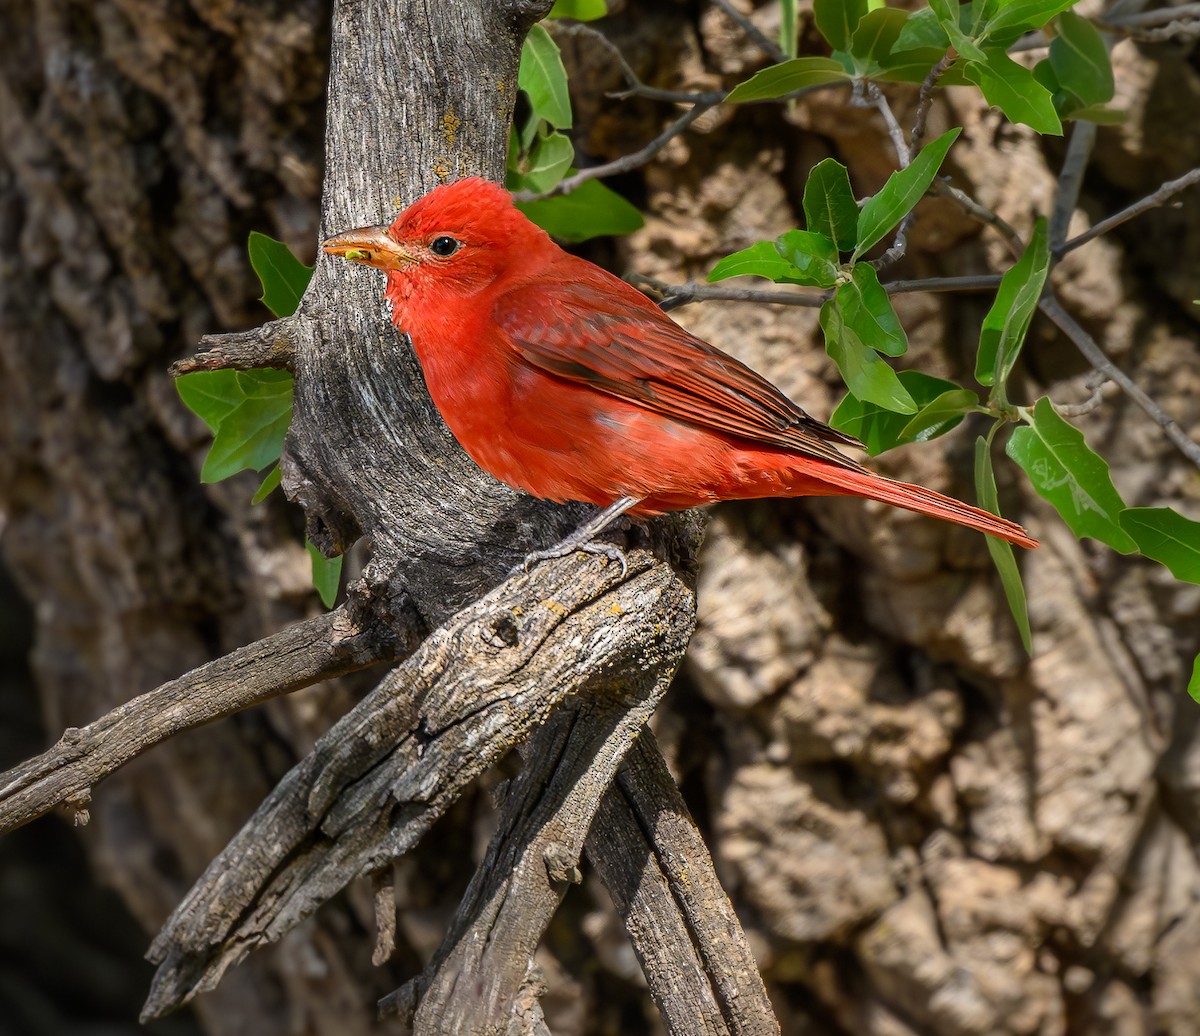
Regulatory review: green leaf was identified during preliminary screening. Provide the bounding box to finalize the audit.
[820,295,917,414]
[898,387,979,442]
[964,50,1062,134]
[975,436,1033,653]
[520,130,575,192]
[853,127,962,260]
[1049,10,1114,108]
[814,0,868,51]
[548,0,606,20]
[1188,653,1200,705]
[849,7,909,73]
[1119,507,1200,585]
[709,240,803,283]
[725,57,850,103]
[895,7,950,51]
[830,371,966,455]
[248,232,313,319]
[196,370,294,484]
[878,46,953,83]
[780,0,799,58]
[803,158,859,252]
[839,263,908,356]
[519,24,572,129]
[1064,104,1127,125]
[976,216,1049,388]
[307,539,343,609]
[984,0,1078,37]
[774,229,840,288]
[1006,397,1136,552]
[516,178,642,241]
[252,464,282,504]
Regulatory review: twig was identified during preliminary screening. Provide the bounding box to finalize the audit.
[711,0,787,63]
[858,80,910,166]
[1058,166,1200,255]
[1101,2,1200,26]
[1039,295,1200,469]
[1056,372,1111,418]
[0,602,410,834]
[629,273,1004,312]
[1049,111,1098,252]
[932,179,1025,255]
[170,320,296,376]
[514,100,718,202]
[911,53,955,150]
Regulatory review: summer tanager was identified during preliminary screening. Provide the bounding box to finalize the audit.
[323,177,1037,560]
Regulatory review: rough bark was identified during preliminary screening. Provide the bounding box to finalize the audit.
[2,1,1200,1035]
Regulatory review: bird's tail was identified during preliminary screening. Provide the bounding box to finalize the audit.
[806,464,1038,548]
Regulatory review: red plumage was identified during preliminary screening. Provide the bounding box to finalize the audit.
[323,177,1037,550]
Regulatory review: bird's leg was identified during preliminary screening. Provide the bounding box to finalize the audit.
[521,496,644,577]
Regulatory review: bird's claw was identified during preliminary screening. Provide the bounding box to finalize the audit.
[518,539,629,578]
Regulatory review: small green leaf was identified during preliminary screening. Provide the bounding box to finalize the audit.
[1006,397,1136,552]
[725,57,850,103]
[519,24,572,129]
[709,240,804,283]
[984,0,1078,37]
[521,130,575,192]
[1119,507,1200,585]
[195,370,294,484]
[780,0,799,58]
[830,371,965,454]
[252,464,283,504]
[248,232,313,319]
[976,216,1049,389]
[894,7,950,51]
[803,159,859,252]
[975,435,1033,654]
[964,50,1062,134]
[898,387,979,442]
[1049,10,1114,108]
[849,7,909,73]
[516,178,642,241]
[307,539,343,609]
[854,127,962,260]
[820,295,917,414]
[548,0,606,20]
[878,46,952,83]
[1188,653,1200,705]
[774,229,840,288]
[814,0,868,51]
[1064,104,1127,125]
[839,263,908,356]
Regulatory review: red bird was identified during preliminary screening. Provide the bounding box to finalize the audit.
[323,177,1036,563]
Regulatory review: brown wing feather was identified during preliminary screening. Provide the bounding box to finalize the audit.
[494,275,866,472]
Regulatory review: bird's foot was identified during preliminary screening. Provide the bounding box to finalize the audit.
[521,537,629,578]
[516,496,644,579]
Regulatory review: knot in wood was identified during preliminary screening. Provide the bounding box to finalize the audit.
[543,843,582,885]
[482,612,520,649]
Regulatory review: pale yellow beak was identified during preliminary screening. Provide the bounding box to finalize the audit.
[321,225,415,269]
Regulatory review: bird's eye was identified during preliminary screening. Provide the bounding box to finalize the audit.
[429,235,461,258]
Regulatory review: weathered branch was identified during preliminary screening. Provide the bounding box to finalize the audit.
[169,320,296,375]
[0,596,413,834]
[1059,166,1200,256]
[589,733,780,1036]
[141,548,697,1022]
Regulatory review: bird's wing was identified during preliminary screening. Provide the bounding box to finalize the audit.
[493,274,866,471]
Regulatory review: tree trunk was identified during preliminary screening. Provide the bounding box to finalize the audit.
[2,1,1199,1035]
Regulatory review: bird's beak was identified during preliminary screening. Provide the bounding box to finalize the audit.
[321,225,415,270]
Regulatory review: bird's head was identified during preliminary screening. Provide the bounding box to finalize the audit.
[322,177,544,303]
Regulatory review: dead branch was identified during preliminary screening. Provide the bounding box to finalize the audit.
[169,319,297,376]
[0,597,413,834]
[141,548,697,1024]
